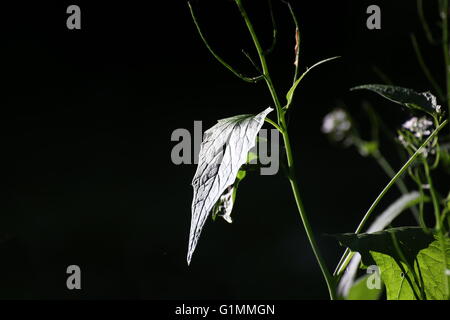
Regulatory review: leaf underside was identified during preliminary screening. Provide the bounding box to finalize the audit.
[187,107,273,265]
[346,274,383,300]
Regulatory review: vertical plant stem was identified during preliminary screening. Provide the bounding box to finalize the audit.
[284,1,300,84]
[422,160,441,229]
[282,131,337,300]
[234,0,336,299]
[234,0,283,121]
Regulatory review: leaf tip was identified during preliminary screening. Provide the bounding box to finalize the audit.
[187,251,192,266]
[349,85,366,92]
[264,106,274,114]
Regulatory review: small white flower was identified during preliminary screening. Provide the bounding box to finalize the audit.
[322,109,351,141]
[402,117,433,139]
[398,116,437,157]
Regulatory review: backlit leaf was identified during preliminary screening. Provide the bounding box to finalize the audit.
[188,107,273,265]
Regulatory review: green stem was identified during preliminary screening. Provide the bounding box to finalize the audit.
[335,120,449,277]
[282,132,337,300]
[374,151,410,196]
[187,2,263,83]
[414,170,430,232]
[284,1,300,84]
[264,117,283,133]
[373,150,420,221]
[234,0,336,299]
[234,0,284,123]
[422,159,441,229]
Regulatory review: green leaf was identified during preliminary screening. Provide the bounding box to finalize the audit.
[335,227,450,300]
[350,85,441,117]
[236,168,247,181]
[246,151,258,164]
[285,56,340,109]
[337,192,427,298]
[370,251,417,299]
[346,275,383,300]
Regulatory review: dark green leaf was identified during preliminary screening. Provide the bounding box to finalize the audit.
[351,85,441,117]
[335,227,433,267]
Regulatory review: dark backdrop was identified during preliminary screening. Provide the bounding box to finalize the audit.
[2,0,445,299]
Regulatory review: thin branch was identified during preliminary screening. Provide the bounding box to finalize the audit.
[234,0,337,300]
[282,1,301,84]
[233,0,284,120]
[241,49,263,75]
[187,1,263,83]
[264,117,283,133]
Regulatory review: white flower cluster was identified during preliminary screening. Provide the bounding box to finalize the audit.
[321,109,351,141]
[402,116,433,139]
[398,116,436,157]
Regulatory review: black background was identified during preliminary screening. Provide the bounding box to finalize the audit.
[2,0,446,299]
